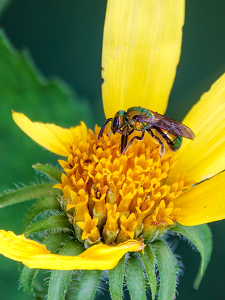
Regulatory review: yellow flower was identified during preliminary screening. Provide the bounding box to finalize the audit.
[1,0,225,276]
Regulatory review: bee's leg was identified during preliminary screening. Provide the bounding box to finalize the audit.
[129,129,134,135]
[146,128,165,157]
[117,129,123,134]
[98,118,113,140]
[120,125,130,153]
[121,132,128,153]
[120,128,135,152]
[121,131,145,155]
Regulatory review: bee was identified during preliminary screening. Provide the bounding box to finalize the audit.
[98,106,195,156]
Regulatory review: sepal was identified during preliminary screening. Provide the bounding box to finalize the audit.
[32,164,63,182]
[20,232,81,299]
[47,240,85,300]
[74,270,102,300]
[23,195,61,230]
[125,254,147,300]
[23,214,73,237]
[170,223,212,288]
[20,266,39,296]
[154,240,178,300]
[0,183,62,207]
[109,255,125,300]
[139,243,156,300]
[42,232,76,253]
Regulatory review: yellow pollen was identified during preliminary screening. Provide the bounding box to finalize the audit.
[55,125,195,245]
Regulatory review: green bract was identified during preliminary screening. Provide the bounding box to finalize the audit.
[0,179,212,299]
[0,1,222,299]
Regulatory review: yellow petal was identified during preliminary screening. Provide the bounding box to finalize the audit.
[102,0,184,118]
[13,112,87,156]
[170,74,225,182]
[174,171,225,226]
[0,230,144,270]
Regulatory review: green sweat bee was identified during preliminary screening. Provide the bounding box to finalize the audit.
[98,106,195,156]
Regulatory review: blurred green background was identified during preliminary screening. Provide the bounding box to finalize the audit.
[0,0,225,299]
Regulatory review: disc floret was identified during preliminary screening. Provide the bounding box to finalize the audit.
[55,125,194,246]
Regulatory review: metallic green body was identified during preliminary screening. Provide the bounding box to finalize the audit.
[157,128,183,151]
[126,107,153,132]
[126,107,182,151]
[98,106,195,154]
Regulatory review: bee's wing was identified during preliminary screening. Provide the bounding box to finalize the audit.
[141,110,195,140]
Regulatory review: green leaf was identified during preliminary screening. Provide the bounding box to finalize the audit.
[154,240,177,300]
[47,240,85,300]
[33,164,63,182]
[20,266,39,296]
[171,223,212,289]
[74,270,102,300]
[23,195,61,230]
[125,255,146,300]
[139,244,156,300]
[109,255,125,300]
[23,214,73,236]
[0,183,62,208]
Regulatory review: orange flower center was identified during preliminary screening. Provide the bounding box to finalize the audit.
[55,125,194,246]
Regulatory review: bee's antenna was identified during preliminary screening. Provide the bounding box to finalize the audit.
[98,118,113,140]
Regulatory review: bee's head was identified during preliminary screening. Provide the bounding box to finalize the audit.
[111,110,127,134]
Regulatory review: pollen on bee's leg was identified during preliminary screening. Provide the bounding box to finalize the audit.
[159,144,165,157]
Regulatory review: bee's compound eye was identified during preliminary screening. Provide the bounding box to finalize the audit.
[132,115,139,120]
